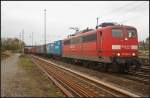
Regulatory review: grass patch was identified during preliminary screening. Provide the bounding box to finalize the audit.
[17,55,64,97]
[18,55,35,70]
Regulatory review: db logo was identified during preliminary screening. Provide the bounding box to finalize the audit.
[121,45,131,49]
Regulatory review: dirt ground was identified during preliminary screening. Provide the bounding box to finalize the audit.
[1,50,12,60]
[1,53,64,97]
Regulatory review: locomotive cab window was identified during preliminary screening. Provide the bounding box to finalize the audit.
[127,29,136,38]
[112,29,123,37]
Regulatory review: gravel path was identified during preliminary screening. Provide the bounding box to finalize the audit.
[1,53,21,96]
[1,54,64,97]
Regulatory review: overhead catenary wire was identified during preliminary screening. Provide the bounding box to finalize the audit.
[120,11,148,24]
[99,1,148,23]
[102,1,137,17]
[119,2,148,23]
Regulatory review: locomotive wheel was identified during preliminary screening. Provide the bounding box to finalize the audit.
[104,64,108,72]
[97,63,108,72]
[92,62,98,70]
[86,61,93,68]
[120,65,126,73]
[67,58,73,64]
[82,61,96,69]
[108,63,121,73]
[82,61,88,67]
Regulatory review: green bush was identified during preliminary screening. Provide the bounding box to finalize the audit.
[1,38,25,53]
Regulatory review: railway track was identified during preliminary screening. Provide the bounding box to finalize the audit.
[37,55,149,84]
[49,56,150,84]
[127,64,149,84]
[29,55,140,97]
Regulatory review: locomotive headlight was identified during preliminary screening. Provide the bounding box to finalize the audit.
[125,38,128,41]
[132,53,135,56]
[117,53,120,56]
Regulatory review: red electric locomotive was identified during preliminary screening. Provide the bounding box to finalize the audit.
[62,23,138,72]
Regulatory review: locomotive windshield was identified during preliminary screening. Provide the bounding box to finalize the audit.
[127,29,137,38]
[112,28,123,37]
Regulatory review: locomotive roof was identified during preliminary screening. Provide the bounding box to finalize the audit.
[98,24,136,29]
[63,25,136,40]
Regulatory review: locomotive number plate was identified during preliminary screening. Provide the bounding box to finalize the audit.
[121,45,131,49]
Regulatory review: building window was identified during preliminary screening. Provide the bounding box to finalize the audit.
[82,33,97,42]
[112,29,123,37]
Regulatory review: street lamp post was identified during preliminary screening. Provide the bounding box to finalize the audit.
[22,29,24,54]
[32,32,33,46]
[44,9,47,56]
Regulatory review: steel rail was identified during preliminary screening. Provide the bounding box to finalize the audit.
[31,57,98,97]
[32,57,99,97]
[31,55,140,97]
[30,57,74,97]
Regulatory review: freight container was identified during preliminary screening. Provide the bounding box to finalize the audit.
[40,45,45,54]
[46,43,54,55]
[53,40,62,56]
[36,45,44,54]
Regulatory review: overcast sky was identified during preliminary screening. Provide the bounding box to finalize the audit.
[1,1,149,45]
